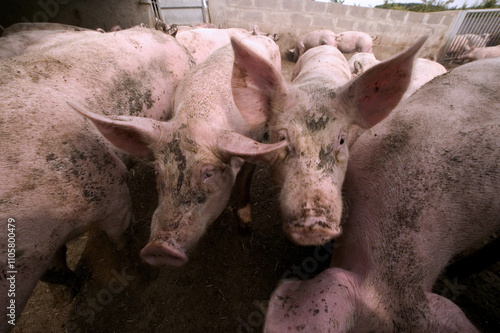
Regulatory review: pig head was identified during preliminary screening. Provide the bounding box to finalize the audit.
[249,36,428,246]
[70,34,286,266]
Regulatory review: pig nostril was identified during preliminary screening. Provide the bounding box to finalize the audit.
[286,216,342,246]
[140,241,188,267]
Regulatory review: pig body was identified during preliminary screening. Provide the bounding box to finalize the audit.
[446,33,491,59]
[348,54,446,99]
[0,27,193,331]
[0,29,83,59]
[348,52,379,77]
[403,58,447,99]
[459,45,500,61]
[0,22,92,36]
[72,34,286,267]
[335,31,375,54]
[176,27,254,64]
[291,45,350,81]
[265,58,500,332]
[291,29,337,62]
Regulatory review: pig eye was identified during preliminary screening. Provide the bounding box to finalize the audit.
[277,130,288,142]
[200,165,228,193]
[339,132,347,146]
[202,168,215,183]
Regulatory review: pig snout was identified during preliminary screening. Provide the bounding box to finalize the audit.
[284,207,342,246]
[140,239,188,267]
[279,184,343,246]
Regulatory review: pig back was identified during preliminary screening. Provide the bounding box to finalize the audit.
[21,28,193,120]
[0,27,193,246]
[292,45,350,85]
[345,58,500,271]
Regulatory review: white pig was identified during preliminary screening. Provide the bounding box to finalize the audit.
[265,57,500,333]
[0,27,194,332]
[446,33,491,59]
[459,45,500,61]
[348,53,446,99]
[236,36,428,245]
[0,29,86,59]
[70,34,286,267]
[403,57,447,99]
[348,52,379,77]
[176,26,264,64]
[290,29,338,62]
[0,22,92,36]
[335,30,376,54]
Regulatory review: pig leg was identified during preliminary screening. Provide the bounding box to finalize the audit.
[1,243,57,333]
[234,162,257,232]
[294,42,305,62]
[95,189,133,251]
[40,245,81,297]
[425,292,479,332]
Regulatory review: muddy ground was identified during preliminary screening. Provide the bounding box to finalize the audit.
[13,59,500,333]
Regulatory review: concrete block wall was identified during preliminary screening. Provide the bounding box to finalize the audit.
[208,0,460,61]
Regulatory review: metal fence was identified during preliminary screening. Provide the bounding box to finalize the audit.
[438,9,500,62]
[156,0,209,25]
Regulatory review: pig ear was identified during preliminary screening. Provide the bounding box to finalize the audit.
[231,36,286,124]
[340,35,428,129]
[216,130,287,164]
[67,101,168,158]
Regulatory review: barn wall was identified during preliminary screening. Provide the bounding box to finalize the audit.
[208,0,460,60]
[0,0,154,32]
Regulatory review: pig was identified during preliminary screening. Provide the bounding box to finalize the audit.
[265,57,500,332]
[0,22,103,59]
[236,36,428,245]
[459,45,500,61]
[290,44,350,83]
[335,31,376,54]
[0,27,194,332]
[0,29,78,59]
[290,29,338,62]
[347,52,380,77]
[69,33,286,267]
[402,57,447,99]
[0,22,92,36]
[176,27,261,64]
[175,23,220,34]
[446,33,491,59]
[348,54,446,99]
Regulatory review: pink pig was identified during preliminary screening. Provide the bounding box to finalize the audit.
[265,58,500,332]
[459,45,500,61]
[71,33,286,267]
[290,29,338,62]
[0,27,194,332]
[335,30,376,54]
[176,26,268,64]
[238,36,428,246]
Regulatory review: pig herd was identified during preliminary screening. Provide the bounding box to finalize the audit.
[0,22,499,332]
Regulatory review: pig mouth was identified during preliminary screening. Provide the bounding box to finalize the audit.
[284,214,341,246]
[140,239,188,267]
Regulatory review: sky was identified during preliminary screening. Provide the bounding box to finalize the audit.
[317,0,478,8]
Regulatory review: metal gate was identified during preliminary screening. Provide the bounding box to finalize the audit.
[152,0,209,25]
[439,9,500,62]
